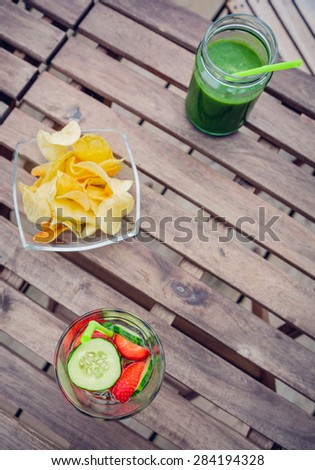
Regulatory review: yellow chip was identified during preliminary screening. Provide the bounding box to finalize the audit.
[33,222,69,244]
[110,178,133,196]
[20,185,52,223]
[56,171,84,196]
[54,198,95,225]
[100,158,124,176]
[56,190,90,211]
[31,161,53,177]
[73,134,113,163]
[37,130,69,162]
[43,121,81,146]
[97,192,134,235]
[74,161,113,187]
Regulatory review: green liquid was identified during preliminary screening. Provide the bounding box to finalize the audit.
[185,38,266,135]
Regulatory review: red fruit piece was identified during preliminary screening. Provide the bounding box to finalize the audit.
[114,334,150,361]
[112,361,146,403]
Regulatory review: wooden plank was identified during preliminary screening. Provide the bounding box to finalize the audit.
[246,0,311,73]
[0,346,156,450]
[79,4,315,131]
[0,352,255,452]
[23,71,315,276]
[1,207,315,401]
[139,385,257,450]
[1,276,315,449]
[101,0,209,52]
[267,68,315,119]
[26,0,93,29]
[0,49,37,99]
[85,0,315,118]
[0,409,59,450]
[270,0,315,74]
[51,38,315,196]
[1,113,315,340]
[246,92,315,166]
[79,3,193,90]
[0,2,65,62]
[294,0,315,34]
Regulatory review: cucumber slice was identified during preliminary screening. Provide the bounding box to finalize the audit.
[133,357,153,396]
[103,322,146,347]
[67,338,121,391]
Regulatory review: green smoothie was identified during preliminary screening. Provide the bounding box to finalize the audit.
[185,38,267,135]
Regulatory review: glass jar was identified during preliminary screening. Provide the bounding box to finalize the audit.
[54,308,165,420]
[185,14,278,136]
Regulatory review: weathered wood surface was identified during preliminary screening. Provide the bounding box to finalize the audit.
[1,0,315,452]
[270,0,315,74]
[1,224,315,449]
[2,108,315,333]
[0,409,60,450]
[0,49,37,99]
[79,6,315,162]
[26,0,93,29]
[101,0,210,52]
[0,2,65,62]
[23,72,315,278]
[0,346,157,450]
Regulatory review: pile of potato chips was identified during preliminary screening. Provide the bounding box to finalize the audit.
[18,121,134,243]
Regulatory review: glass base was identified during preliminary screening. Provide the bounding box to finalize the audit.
[187,115,241,136]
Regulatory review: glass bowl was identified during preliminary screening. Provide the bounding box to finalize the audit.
[54,309,165,420]
[13,129,140,251]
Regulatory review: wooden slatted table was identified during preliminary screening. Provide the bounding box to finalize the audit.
[1,0,315,451]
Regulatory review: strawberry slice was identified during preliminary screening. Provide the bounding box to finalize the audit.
[114,334,150,361]
[111,361,146,403]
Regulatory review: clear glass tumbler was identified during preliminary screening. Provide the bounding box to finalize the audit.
[54,309,165,420]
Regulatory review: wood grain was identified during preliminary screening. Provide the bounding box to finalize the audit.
[0,49,37,99]
[26,0,93,29]
[79,3,193,90]
[0,409,59,450]
[78,5,315,153]
[246,0,311,73]
[103,0,315,110]
[1,113,315,339]
[270,0,315,74]
[246,92,315,166]
[1,204,315,402]
[0,345,156,450]
[101,0,210,52]
[1,276,315,449]
[267,68,315,118]
[295,0,315,33]
[0,2,65,62]
[23,72,315,277]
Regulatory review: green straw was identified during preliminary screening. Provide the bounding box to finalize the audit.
[80,320,114,344]
[233,59,303,77]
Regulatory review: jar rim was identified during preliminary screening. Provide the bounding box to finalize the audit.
[201,13,278,85]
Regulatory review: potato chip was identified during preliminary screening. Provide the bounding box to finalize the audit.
[33,222,69,244]
[37,130,69,162]
[73,134,113,163]
[54,198,95,225]
[43,121,81,146]
[31,161,53,177]
[97,192,134,235]
[56,191,90,211]
[74,161,113,187]
[100,158,124,176]
[20,185,52,223]
[56,171,84,196]
[20,121,135,243]
[110,178,133,196]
